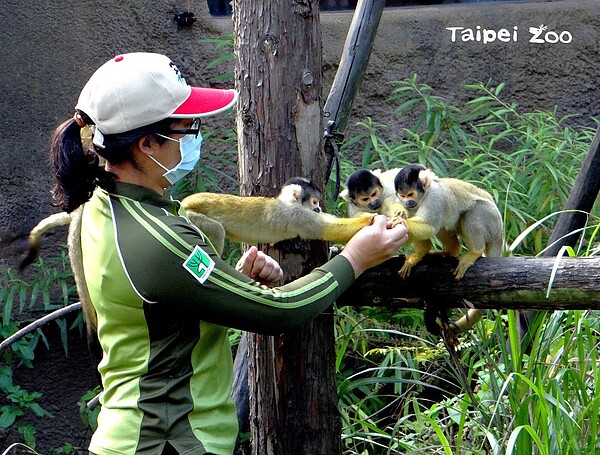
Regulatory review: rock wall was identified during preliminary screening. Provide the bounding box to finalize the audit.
[317,0,600,146]
[0,0,598,451]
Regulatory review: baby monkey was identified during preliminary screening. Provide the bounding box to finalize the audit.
[340,168,401,217]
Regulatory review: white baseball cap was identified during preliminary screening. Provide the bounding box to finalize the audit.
[75,52,238,142]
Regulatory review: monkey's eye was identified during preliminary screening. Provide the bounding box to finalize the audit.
[371,190,379,198]
[406,191,415,198]
[360,197,370,203]
[311,198,319,207]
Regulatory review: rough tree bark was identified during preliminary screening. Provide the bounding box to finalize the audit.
[232,1,341,454]
[337,255,600,309]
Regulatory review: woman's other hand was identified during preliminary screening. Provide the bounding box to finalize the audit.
[236,246,284,285]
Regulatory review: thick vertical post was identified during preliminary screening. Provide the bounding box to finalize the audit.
[233,1,341,453]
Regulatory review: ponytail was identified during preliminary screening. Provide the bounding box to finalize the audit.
[50,118,112,212]
[50,114,173,212]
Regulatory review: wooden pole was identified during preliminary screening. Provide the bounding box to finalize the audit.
[323,0,385,179]
[233,1,341,453]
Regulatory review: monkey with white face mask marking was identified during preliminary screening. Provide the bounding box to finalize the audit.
[393,164,503,279]
[20,177,373,268]
[340,168,402,218]
[392,164,504,332]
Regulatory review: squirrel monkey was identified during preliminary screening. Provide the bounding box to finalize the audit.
[393,164,504,279]
[339,168,402,217]
[393,164,504,332]
[181,177,373,248]
[20,178,373,269]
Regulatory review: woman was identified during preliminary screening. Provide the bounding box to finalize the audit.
[52,52,408,455]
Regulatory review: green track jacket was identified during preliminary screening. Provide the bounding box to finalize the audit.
[79,183,356,455]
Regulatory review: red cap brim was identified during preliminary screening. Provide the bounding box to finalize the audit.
[172,87,238,118]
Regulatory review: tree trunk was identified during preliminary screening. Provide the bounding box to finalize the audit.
[337,255,600,310]
[233,1,341,454]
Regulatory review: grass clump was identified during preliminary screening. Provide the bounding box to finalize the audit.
[334,75,600,454]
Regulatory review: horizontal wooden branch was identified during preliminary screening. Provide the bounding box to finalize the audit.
[2,256,596,355]
[338,255,600,310]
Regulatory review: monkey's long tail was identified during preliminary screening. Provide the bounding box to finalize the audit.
[452,307,484,333]
[20,212,71,270]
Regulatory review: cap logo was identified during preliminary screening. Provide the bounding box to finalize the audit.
[183,245,215,285]
[169,61,187,86]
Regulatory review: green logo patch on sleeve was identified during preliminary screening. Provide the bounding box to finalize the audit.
[183,245,216,285]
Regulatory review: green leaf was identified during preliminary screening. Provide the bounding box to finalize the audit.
[3,288,15,326]
[0,407,21,428]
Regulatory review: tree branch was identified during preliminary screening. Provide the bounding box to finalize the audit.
[0,302,82,354]
[338,255,600,310]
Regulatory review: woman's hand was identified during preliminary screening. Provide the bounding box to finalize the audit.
[236,246,284,285]
[340,214,409,277]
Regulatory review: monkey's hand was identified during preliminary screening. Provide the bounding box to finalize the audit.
[390,207,407,228]
[319,212,376,244]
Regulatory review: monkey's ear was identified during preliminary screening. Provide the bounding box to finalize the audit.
[418,169,436,189]
[278,183,302,204]
[339,188,350,202]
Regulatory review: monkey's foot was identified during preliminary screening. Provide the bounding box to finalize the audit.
[398,263,413,279]
[454,263,472,280]
[454,254,481,280]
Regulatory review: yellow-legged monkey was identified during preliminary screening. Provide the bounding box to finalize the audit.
[393,164,504,332]
[21,177,373,269]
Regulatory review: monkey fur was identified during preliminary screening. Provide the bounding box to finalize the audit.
[340,168,401,218]
[20,177,373,270]
[393,164,504,332]
[181,177,373,247]
[20,212,72,270]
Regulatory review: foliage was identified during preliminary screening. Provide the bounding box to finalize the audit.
[333,74,597,255]
[200,36,236,84]
[0,249,77,448]
[334,76,600,454]
[54,442,88,455]
[78,387,101,432]
[336,305,600,454]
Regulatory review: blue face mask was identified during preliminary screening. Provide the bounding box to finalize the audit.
[151,132,203,185]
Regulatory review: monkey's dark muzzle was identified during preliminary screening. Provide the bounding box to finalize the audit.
[367,200,382,211]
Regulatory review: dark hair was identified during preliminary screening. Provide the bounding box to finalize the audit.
[51,113,172,212]
[345,169,381,199]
